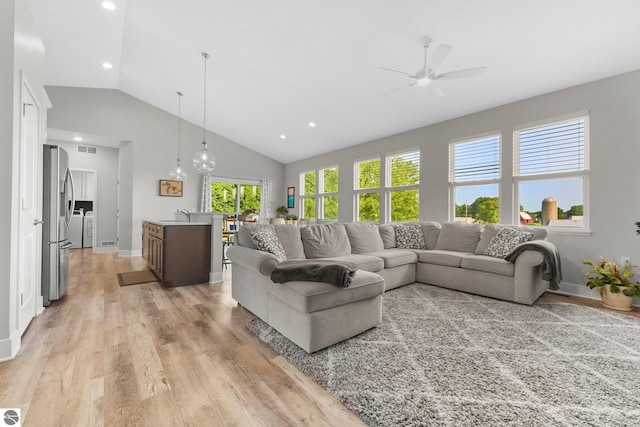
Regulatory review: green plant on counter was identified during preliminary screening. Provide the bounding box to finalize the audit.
[583,257,640,297]
[284,214,298,220]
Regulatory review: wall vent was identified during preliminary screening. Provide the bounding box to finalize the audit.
[77,145,98,154]
[101,240,116,247]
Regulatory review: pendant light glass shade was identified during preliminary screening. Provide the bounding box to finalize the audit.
[193,52,216,173]
[169,91,188,181]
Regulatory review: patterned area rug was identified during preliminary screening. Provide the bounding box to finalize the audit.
[248,283,640,426]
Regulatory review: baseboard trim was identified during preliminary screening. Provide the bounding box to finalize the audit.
[549,281,639,307]
[0,333,20,362]
[118,249,142,257]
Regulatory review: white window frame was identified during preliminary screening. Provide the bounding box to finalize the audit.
[385,148,420,223]
[353,156,381,222]
[299,169,317,220]
[318,165,339,220]
[209,176,262,215]
[448,133,501,223]
[513,111,590,234]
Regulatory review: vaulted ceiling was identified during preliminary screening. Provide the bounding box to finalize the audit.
[27,0,640,163]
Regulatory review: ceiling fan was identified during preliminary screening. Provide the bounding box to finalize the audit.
[379,39,486,96]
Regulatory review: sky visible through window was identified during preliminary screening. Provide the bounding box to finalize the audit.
[456,179,582,212]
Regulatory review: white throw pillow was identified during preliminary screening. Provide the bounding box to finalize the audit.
[249,228,287,262]
[484,228,534,259]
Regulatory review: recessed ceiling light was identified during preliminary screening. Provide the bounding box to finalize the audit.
[308,122,316,128]
[280,134,287,140]
[73,136,83,142]
[102,1,116,10]
[102,62,113,69]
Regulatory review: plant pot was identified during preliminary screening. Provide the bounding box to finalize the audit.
[601,284,634,311]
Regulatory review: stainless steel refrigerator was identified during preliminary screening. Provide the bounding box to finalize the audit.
[42,144,75,306]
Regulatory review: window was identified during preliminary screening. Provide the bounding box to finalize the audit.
[319,166,338,220]
[514,114,588,229]
[386,150,420,222]
[449,135,500,224]
[300,170,317,220]
[354,157,380,221]
[211,180,262,216]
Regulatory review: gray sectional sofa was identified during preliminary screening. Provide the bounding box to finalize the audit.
[227,221,557,352]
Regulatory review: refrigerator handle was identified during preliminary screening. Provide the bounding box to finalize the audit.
[65,168,76,227]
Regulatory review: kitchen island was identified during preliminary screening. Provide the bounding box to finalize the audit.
[142,215,224,286]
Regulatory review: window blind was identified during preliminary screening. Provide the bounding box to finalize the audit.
[452,136,500,182]
[518,119,584,175]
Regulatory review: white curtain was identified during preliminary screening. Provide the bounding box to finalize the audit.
[260,179,272,220]
[200,174,212,212]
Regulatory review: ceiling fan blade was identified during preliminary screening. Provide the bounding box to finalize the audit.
[377,67,412,76]
[428,44,452,71]
[436,66,486,80]
[383,82,417,95]
[428,85,444,98]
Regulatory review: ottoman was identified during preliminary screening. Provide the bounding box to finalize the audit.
[267,270,385,352]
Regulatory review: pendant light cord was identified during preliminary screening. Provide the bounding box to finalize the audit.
[177,91,183,161]
[202,52,209,145]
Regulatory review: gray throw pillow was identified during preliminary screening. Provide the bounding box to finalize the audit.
[300,223,351,258]
[484,228,534,259]
[344,222,384,254]
[394,224,426,249]
[249,228,287,262]
[435,222,482,252]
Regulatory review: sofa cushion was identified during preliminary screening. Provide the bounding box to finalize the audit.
[344,222,385,254]
[401,221,441,250]
[300,223,351,258]
[435,222,482,252]
[365,249,417,268]
[238,224,274,249]
[484,228,534,259]
[378,224,396,248]
[274,224,306,259]
[249,227,286,262]
[268,270,385,313]
[475,224,548,255]
[461,255,515,277]
[318,254,384,273]
[418,250,473,267]
[394,224,426,249]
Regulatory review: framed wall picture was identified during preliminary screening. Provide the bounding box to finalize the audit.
[159,179,183,197]
[287,187,295,208]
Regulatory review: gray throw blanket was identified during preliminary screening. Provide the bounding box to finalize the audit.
[270,261,358,288]
[505,240,562,290]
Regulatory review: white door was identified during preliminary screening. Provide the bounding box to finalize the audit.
[18,77,42,336]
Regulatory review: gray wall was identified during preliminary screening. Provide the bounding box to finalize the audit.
[1,0,46,360]
[48,140,119,252]
[284,70,640,299]
[45,86,285,255]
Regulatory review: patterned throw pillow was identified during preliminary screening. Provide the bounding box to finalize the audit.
[485,228,534,259]
[249,228,287,262]
[393,224,426,250]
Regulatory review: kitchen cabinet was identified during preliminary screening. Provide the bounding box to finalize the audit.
[142,221,211,286]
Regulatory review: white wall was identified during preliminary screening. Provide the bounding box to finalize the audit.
[49,140,119,252]
[284,70,640,298]
[1,0,46,360]
[44,86,285,256]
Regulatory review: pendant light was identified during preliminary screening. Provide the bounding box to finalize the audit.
[169,91,188,181]
[193,52,216,173]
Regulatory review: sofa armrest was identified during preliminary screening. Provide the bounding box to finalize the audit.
[513,250,544,270]
[513,250,548,304]
[226,245,280,275]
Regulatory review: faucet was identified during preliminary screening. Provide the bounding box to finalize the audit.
[177,209,191,221]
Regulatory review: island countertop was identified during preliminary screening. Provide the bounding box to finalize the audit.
[144,219,212,226]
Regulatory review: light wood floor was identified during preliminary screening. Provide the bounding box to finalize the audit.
[0,250,364,426]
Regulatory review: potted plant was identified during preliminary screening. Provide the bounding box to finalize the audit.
[276,206,288,218]
[583,257,640,311]
[284,214,298,225]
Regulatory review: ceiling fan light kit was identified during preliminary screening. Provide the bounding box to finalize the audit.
[379,39,486,95]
